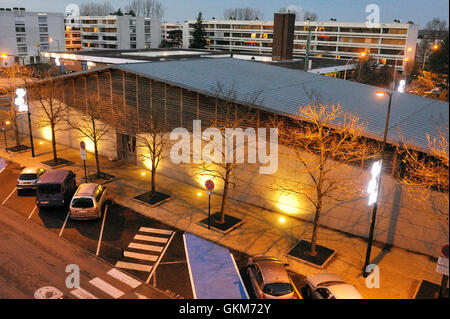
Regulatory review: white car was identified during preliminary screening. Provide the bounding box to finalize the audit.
[303,273,363,299]
[69,183,107,220]
[16,167,46,194]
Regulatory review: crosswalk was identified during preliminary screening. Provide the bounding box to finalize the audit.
[70,267,142,299]
[115,227,175,278]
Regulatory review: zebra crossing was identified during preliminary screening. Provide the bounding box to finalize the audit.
[115,227,175,279]
[70,267,142,299]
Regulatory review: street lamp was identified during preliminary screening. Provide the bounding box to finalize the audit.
[392,57,409,90]
[49,38,60,51]
[363,90,393,278]
[344,51,367,80]
[0,53,25,66]
[423,42,439,70]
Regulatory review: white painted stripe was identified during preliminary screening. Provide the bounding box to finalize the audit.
[183,234,197,299]
[107,268,141,289]
[59,210,70,237]
[128,242,163,252]
[2,188,16,205]
[28,205,37,219]
[139,227,173,235]
[134,234,168,243]
[230,253,249,299]
[70,287,98,299]
[89,277,124,299]
[115,261,153,272]
[124,251,158,262]
[146,231,175,284]
[96,204,108,256]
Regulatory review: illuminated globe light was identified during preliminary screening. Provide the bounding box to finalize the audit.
[278,216,286,224]
[276,192,299,214]
[367,160,382,205]
[15,88,28,112]
[397,79,406,93]
[42,126,53,141]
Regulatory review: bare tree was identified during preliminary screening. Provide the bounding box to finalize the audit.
[400,128,449,224]
[303,11,318,21]
[32,79,67,165]
[125,0,164,18]
[276,101,377,256]
[0,63,34,148]
[79,1,115,16]
[66,93,109,179]
[224,7,263,20]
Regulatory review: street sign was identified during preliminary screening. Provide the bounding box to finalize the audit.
[436,256,449,276]
[205,179,214,192]
[442,244,449,258]
[205,190,213,196]
[80,141,86,150]
[80,149,87,160]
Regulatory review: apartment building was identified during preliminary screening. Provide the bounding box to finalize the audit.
[161,22,183,42]
[0,7,65,65]
[183,19,419,71]
[66,15,161,51]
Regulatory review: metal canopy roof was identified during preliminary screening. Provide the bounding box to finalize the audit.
[115,58,448,153]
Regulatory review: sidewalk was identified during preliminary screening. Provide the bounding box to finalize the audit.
[0,132,444,299]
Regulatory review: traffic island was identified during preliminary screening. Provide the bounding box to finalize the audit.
[286,240,336,269]
[133,191,172,208]
[6,144,30,153]
[40,158,73,168]
[198,212,244,234]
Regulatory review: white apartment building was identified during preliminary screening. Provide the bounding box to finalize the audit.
[67,15,161,51]
[161,22,183,42]
[0,7,65,65]
[183,19,419,71]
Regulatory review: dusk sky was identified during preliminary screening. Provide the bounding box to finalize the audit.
[0,0,448,28]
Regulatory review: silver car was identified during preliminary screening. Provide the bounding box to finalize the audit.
[69,183,107,220]
[304,273,363,299]
[247,256,300,299]
[16,167,46,194]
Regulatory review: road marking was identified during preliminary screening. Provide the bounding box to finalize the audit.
[70,287,98,299]
[230,253,250,299]
[183,233,197,299]
[96,204,108,256]
[115,261,153,272]
[139,227,173,235]
[124,251,158,262]
[107,268,141,289]
[128,242,163,252]
[27,205,38,220]
[2,188,16,205]
[59,211,70,237]
[89,277,124,299]
[146,231,175,284]
[134,234,169,243]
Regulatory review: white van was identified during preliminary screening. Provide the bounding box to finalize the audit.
[69,183,107,220]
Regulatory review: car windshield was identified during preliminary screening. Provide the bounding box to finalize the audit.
[38,184,61,194]
[71,198,94,208]
[19,173,38,180]
[263,283,293,296]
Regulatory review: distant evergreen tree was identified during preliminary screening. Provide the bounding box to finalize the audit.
[113,8,124,16]
[190,12,207,49]
[126,9,136,16]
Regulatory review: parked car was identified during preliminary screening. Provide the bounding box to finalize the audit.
[247,256,300,299]
[69,183,107,220]
[17,167,46,194]
[303,273,363,299]
[36,169,76,208]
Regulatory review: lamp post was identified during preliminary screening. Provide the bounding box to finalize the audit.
[363,90,393,278]
[422,42,439,70]
[23,79,35,157]
[49,38,60,51]
[303,19,311,72]
[344,51,367,80]
[392,57,409,90]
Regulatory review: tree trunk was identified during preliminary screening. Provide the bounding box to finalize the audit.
[309,198,322,256]
[13,119,20,147]
[151,161,156,196]
[94,139,101,178]
[51,124,57,164]
[218,167,231,224]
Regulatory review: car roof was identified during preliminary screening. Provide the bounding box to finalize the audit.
[20,167,42,174]
[253,257,290,284]
[307,273,345,287]
[74,183,99,197]
[37,169,71,184]
[327,284,363,299]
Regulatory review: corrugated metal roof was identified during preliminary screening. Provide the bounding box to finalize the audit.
[98,58,450,153]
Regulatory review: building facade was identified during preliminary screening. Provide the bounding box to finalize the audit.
[183,19,419,71]
[65,15,161,51]
[0,7,65,65]
[161,22,183,43]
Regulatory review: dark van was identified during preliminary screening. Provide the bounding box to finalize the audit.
[36,169,77,208]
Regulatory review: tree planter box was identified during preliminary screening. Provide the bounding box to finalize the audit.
[198,212,245,234]
[6,144,30,153]
[40,158,73,168]
[133,191,172,208]
[286,240,336,269]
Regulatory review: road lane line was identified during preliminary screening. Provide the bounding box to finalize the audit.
[134,234,169,243]
[59,210,71,237]
[182,233,197,299]
[2,188,16,205]
[139,227,173,235]
[128,242,163,252]
[124,251,158,262]
[28,205,38,220]
[107,268,141,289]
[96,204,108,256]
[89,277,125,299]
[70,287,98,299]
[146,231,175,284]
[115,261,153,272]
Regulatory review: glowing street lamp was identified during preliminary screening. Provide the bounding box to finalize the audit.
[344,51,368,80]
[423,42,440,69]
[363,90,393,277]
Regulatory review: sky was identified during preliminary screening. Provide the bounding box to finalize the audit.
[0,0,448,28]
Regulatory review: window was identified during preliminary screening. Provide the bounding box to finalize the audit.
[19,173,38,181]
[15,26,26,33]
[316,288,332,299]
[38,16,48,23]
[263,283,293,296]
[71,198,94,208]
[40,36,49,43]
[16,37,26,43]
[95,186,104,202]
